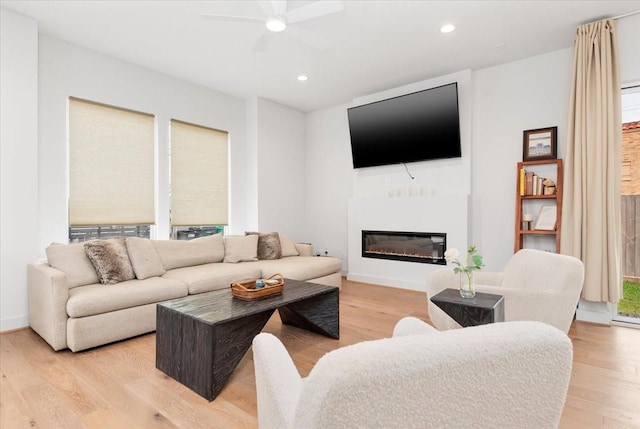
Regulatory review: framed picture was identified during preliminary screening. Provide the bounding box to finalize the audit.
[523,126,557,161]
[534,205,557,231]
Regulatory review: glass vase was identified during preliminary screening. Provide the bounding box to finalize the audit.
[459,272,476,298]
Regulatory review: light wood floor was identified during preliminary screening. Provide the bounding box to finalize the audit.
[1,279,639,429]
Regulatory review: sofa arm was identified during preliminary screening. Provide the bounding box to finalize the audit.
[294,243,314,257]
[28,263,70,351]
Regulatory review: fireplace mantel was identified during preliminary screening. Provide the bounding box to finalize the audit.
[347,195,469,291]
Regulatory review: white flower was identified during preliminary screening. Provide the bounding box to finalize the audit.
[444,248,459,262]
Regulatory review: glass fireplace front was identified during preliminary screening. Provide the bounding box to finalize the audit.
[362,230,446,265]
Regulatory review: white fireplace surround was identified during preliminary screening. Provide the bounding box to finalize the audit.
[347,195,469,291]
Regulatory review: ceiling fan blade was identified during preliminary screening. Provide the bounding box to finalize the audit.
[253,32,275,52]
[256,1,276,17]
[200,14,263,24]
[285,0,343,24]
[287,26,331,50]
[271,0,288,17]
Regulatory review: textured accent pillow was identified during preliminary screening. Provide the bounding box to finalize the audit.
[246,231,282,260]
[84,238,135,285]
[279,234,299,257]
[125,237,166,279]
[46,242,100,288]
[223,235,259,263]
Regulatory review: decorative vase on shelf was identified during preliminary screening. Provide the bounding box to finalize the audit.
[459,272,476,298]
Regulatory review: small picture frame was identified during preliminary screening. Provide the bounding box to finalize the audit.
[523,126,557,161]
[534,206,557,231]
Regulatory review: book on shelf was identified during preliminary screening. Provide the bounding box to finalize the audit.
[520,168,525,196]
[525,171,533,195]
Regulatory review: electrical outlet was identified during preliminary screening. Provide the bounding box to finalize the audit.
[385,178,391,186]
[323,249,329,256]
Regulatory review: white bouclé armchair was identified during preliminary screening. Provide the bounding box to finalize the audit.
[427,248,585,333]
[252,318,573,429]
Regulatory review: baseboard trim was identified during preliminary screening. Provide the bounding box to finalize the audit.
[1,315,29,333]
[346,273,425,292]
[575,299,611,325]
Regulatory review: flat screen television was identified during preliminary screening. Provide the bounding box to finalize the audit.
[347,82,461,169]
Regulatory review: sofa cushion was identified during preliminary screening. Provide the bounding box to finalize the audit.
[162,262,263,294]
[280,234,299,257]
[246,231,282,260]
[257,256,342,281]
[66,277,188,318]
[152,234,225,270]
[84,238,136,285]
[223,235,259,263]
[46,242,99,288]
[126,237,166,279]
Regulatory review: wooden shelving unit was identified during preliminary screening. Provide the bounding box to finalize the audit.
[514,159,563,253]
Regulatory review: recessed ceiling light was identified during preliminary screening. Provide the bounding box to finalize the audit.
[297,75,309,82]
[440,24,456,34]
[266,16,286,32]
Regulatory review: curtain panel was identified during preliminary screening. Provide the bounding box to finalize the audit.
[561,19,622,303]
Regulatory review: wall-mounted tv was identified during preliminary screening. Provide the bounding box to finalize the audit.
[347,82,461,169]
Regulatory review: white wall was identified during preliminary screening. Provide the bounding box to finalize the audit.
[0,10,39,330]
[618,14,640,86]
[254,98,307,239]
[304,52,574,288]
[472,48,573,270]
[244,98,259,231]
[305,103,353,262]
[305,72,473,277]
[38,35,249,247]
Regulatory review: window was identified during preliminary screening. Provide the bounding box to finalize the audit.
[69,225,151,243]
[170,120,229,232]
[68,98,155,240]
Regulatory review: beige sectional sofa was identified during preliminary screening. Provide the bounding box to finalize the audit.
[28,233,342,352]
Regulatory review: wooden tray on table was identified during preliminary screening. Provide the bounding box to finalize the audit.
[230,273,284,301]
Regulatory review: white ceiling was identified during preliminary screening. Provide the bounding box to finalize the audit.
[2,0,639,112]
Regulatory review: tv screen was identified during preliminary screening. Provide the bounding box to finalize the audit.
[347,82,461,169]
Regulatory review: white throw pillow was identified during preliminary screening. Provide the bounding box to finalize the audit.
[126,237,166,279]
[279,234,299,257]
[46,242,100,288]
[224,235,259,263]
[152,234,225,270]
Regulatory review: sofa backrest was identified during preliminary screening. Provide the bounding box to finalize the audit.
[151,233,225,270]
[292,321,573,429]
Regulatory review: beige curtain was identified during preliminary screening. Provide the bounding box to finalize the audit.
[561,19,621,303]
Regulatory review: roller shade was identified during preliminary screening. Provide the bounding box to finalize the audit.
[69,97,155,226]
[170,120,229,226]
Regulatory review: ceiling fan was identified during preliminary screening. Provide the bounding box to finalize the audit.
[201,0,344,51]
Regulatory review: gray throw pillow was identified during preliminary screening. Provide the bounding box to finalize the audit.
[84,238,135,285]
[246,231,282,260]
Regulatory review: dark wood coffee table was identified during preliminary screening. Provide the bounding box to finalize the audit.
[430,288,504,327]
[155,279,339,401]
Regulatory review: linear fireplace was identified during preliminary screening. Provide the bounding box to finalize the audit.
[362,230,446,265]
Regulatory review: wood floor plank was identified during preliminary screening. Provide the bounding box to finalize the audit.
[2,278,639,429]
